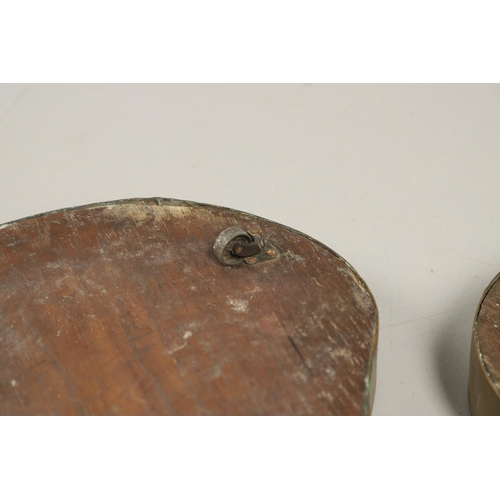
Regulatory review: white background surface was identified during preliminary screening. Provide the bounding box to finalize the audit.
[1,83,499,415]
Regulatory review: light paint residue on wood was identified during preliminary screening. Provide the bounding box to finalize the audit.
[226,298,249,313]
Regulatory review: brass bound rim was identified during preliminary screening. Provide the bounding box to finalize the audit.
[468,271,500,416]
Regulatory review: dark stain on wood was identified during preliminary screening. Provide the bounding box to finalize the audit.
[0,198,378,415]
[469,271,500,415]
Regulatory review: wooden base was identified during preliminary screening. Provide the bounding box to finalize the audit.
[0,199,378,415]
[469,272,500,415]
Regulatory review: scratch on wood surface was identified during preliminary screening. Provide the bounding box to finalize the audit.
[312,277,324,288]
[105,204,171,226]
[166,206,193,219]
[284,250,306,265]
[335,267,375,316]
[318,390,334,403]
[330,347,353,361]
[288,336,312,376]
[165,342,188,355]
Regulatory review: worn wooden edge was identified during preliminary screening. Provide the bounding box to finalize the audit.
[0,197,379,415]
[468,271,500,416]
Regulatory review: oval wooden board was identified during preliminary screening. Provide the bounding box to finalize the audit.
[0,198,378,415]
[469,272,500,415]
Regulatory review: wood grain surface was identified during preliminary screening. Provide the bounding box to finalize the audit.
[469,272,500,415]
[0,198,378,415]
